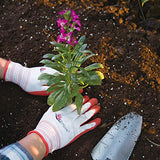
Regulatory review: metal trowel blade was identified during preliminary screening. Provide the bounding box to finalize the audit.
[91,112,142,160]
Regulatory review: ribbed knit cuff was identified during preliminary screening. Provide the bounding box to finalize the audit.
[27,121,61,156]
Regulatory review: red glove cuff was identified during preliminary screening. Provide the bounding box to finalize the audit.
[4,60,11,81]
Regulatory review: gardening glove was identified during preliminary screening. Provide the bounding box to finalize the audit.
[3,60,58,96]
[28,95,101,156]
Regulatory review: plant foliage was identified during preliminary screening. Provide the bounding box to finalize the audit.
[39,9,104,114]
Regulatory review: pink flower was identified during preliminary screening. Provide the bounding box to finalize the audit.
[71,10,79,20]
[74,20,81,27]
[59,10,65,15]
[73,26,81,31]
[57,18,68,27]
[40,68,46,72]
[56,114,62,121]
[59,9,71,15]
[72,37,78,46]
[69,23,80,31]
[57,31,74,45]
[57,33,67,43]
[69,23,73,28]
[66,31,73,45]
[57,10,80,46]
[60,27,66,34]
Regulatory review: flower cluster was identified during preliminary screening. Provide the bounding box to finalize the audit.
[57,9,81,46]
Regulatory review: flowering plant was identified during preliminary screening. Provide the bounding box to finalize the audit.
[39,9,104,114]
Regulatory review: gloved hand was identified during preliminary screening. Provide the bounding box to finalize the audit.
[4,60,58,96]
[28,96,101,156]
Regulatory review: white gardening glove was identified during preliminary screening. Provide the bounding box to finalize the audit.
[28,96,101,156]
[4,60,58,96]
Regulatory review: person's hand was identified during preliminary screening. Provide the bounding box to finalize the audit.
[4,60,58,95]
[28,96,101,156]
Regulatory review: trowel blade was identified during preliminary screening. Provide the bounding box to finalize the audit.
[91,112,142,160]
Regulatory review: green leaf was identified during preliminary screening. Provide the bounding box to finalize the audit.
[47,83,64,93]
[46,63,63,72]
[46,74,65,86]
[40,59,64,72]
[75,93,83,114]
[40,59,53,65]
[50,41,64,48]
[79,67,89,77]
[43,54,55,59]
[88,71,104,85]
[84,63,104,71]
[52,90,72,111]
[38,73,53,81]
[78,35,86,44]
[47,88,64,106]
[78,71,104,86]
[81,50,93,54]
[50,41,67,52]
[38,72,64,86]
[66,63,72,69]
[70,84,81,97]
[51,90,65,110]
[51,54,63,61]
[67,84,71,94]
[40,60,64,72]
[79,54,95,64]
[71,43,83,57]
[79,44,87,51]
[73,51,85,66]
[141,0,149,6]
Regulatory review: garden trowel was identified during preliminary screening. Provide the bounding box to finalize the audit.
[91,112,142,160]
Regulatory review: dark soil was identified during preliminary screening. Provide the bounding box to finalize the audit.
[0,0,160,160]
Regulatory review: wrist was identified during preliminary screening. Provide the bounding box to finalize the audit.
[28,130,50,157]
[0,58,9,80]
[19,133,46,160]
[28,120,60,154]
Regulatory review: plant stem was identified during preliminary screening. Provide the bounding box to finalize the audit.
[68,45,71,62]
[138,0,146,22]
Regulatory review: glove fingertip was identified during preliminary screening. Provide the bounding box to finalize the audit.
[81,118,101,135]
[89,118,101,129]
[79,88,83,94]
[87,98,98,107]
[83,95,90,104]
[81,98,98,113]
[90,105,101,116]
